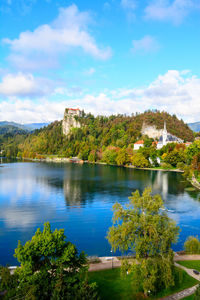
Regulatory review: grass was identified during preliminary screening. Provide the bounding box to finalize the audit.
[182,296,194,300]
[88,267,198,300]
[177,260,200,272]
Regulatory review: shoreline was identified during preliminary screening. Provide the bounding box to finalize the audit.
[190,175,200,190]
[18,156,184,173]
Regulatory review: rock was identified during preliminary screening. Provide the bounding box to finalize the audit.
[62,108,83,135]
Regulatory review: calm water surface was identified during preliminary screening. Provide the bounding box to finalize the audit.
[0,159,200,265]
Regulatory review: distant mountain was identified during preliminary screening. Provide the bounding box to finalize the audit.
[24,123,49,131]
[188,122,200,132]
[0,125,27,136]
[0,121,49,131]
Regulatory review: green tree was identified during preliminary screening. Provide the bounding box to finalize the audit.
[107,188,179,296]
[132,152,149,168]
[102,147,118,165]
[184,236,200,254]
[1,222,98,300]
[116,148,128,166]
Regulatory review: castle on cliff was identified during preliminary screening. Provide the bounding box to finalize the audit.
[62,108,83,135]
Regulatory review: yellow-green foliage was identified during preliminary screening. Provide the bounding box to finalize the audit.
[184,236,200,254]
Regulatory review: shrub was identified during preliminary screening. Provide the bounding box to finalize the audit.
[161,163,173,170]
[184,236,200,254]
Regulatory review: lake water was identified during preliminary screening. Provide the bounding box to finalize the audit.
[0,159,200,265]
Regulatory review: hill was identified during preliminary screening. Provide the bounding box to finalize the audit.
[15,110,193,159]
[0,121,49,132]
[188,122,200,132]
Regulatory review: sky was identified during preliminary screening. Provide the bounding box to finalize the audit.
[0,0,200,123]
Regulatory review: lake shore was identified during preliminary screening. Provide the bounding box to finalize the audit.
[20,156,184,173]
[190,175,200,190]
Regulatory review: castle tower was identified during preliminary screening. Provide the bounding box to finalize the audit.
[163,121,167,146]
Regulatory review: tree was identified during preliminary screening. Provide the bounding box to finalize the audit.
[107,188,179,296]
[116,148,128,166]
[102,147,118,165]
[1,222,98,300]
[132,152,149,168]
[184,236,200,254]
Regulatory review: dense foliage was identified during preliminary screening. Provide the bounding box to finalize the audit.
[1,110,193,160]
[107,188,179,296]
[0,125,28,158]
[0,222,98,300]
[184,236,200,254]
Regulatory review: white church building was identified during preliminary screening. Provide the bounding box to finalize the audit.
[133,122,184,150]
[157,122,184,149]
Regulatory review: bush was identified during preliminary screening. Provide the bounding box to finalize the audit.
[194,284,200,300]
[177,162,185,170]
[161,163,173,170]
[184,236,200,254]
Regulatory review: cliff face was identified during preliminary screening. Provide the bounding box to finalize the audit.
[62,108,82,135]
[141,122,163,139]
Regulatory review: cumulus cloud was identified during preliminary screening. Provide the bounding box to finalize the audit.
[3,4,112,70]
[132,35,160,53]
[1,70,200,123]
[144,0,199,25]
[0,73,53,97]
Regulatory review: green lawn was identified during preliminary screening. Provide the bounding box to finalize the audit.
[182,296,194,300]
[177,260,200,272]
[88,267,198,300]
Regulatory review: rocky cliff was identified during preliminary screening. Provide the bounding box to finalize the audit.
[141,122,163,139]
[62,108,82,135]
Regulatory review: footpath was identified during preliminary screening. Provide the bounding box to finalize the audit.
[89,255,200,299]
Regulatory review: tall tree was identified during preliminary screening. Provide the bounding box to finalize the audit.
[107,188,179,296]
[1,222,98,300]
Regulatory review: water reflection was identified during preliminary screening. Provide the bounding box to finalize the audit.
[0,160,200,265]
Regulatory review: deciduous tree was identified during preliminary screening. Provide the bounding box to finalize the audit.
[107,188,179,295]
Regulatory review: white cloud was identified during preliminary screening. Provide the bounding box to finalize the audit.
[0,73,53,97]
[121,0,137,20]
[3,4,112,71]
[1,70,200,123]
[132,35,160,53]
[144,0,199,25]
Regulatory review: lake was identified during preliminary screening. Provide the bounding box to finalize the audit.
[0,159,200,265]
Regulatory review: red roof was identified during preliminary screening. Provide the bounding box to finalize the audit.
[68,108,80,111]
[134,140,144,144]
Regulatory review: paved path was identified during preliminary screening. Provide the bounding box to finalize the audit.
[89,255,200,299]
[174,254,200,261]
[89,254,200,272]
[89,257,121,271]
[160,262,200,300]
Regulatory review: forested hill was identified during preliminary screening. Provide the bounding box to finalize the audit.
[17,110,193,159]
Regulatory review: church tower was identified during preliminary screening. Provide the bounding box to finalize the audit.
[163,121,167,146]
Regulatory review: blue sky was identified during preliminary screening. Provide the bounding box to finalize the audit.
[0,0,200,123]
